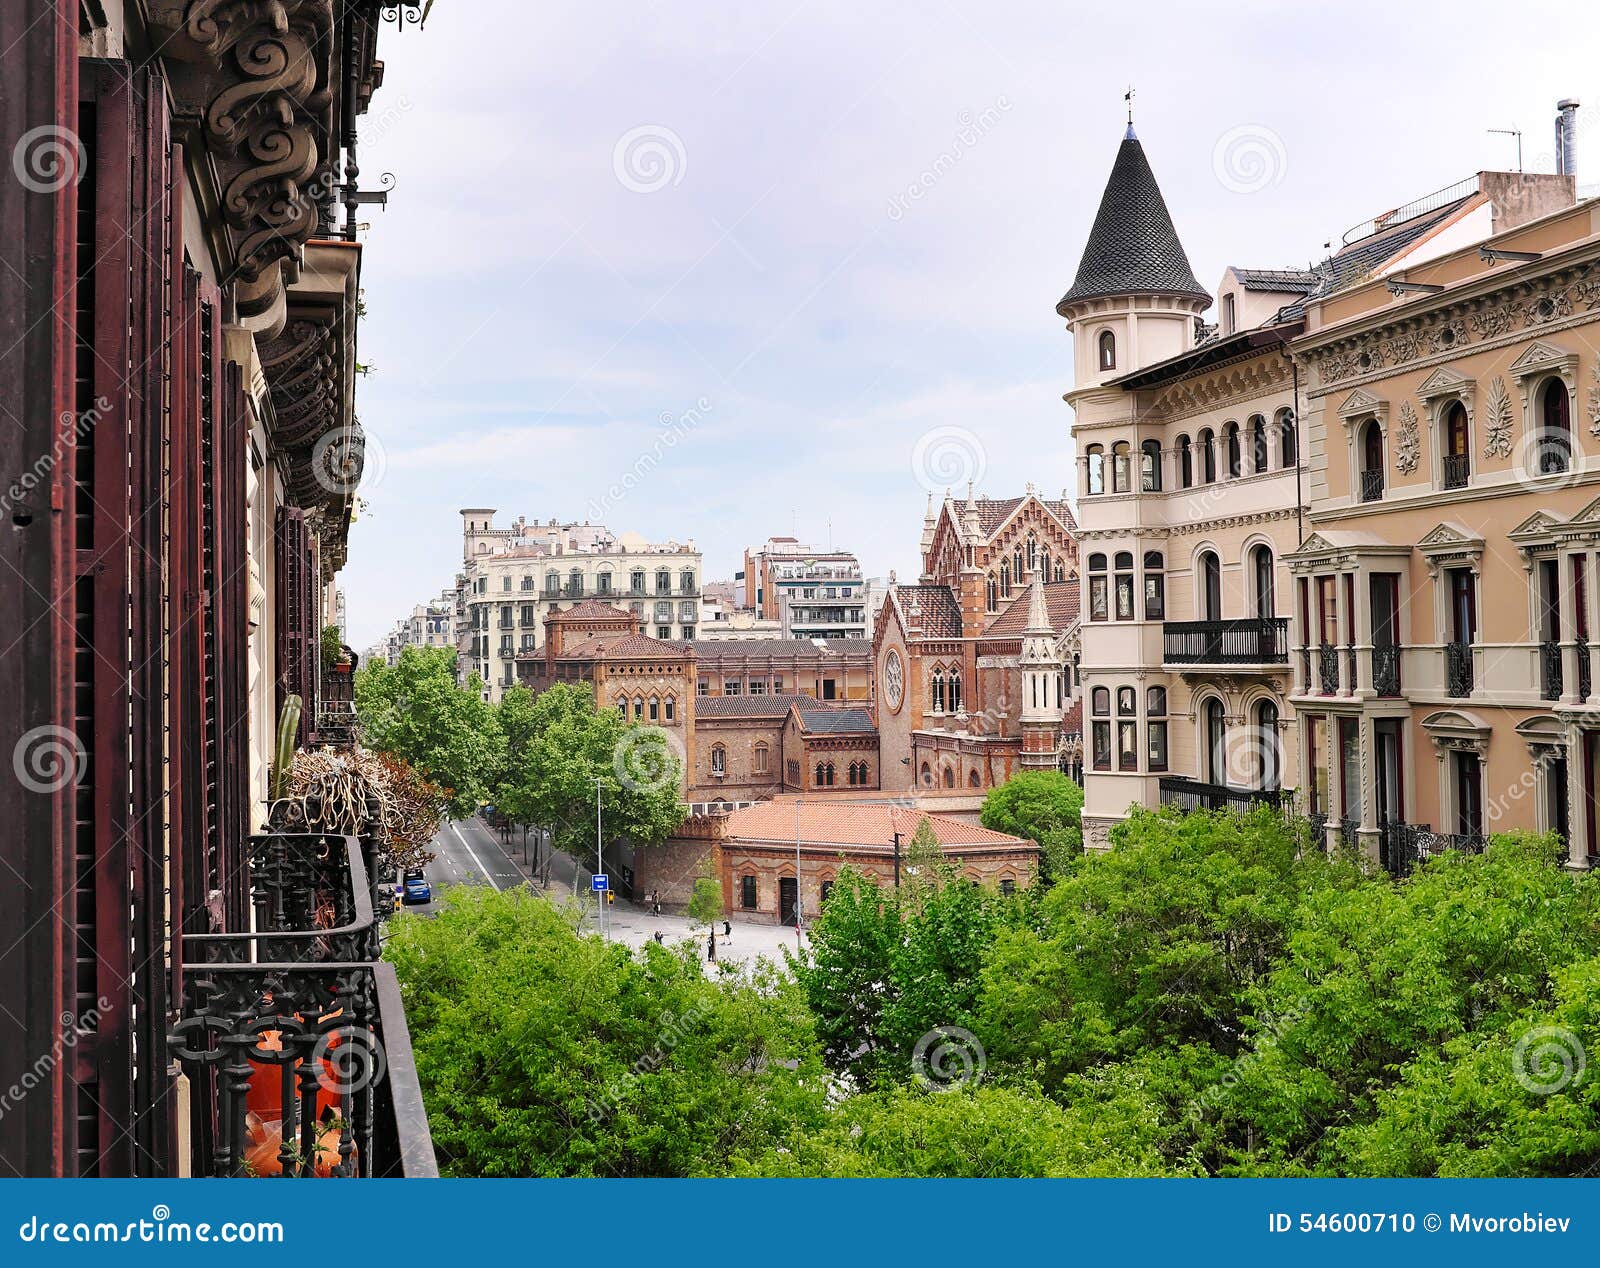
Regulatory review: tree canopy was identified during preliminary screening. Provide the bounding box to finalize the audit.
[980,770,1084,877]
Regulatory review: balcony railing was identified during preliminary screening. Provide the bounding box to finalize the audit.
[1442,453,1470,489]
[1158,776,1283,815]
[1372,643,1401,696]
[169,831,436,1178]
[1163,617,1289,665]
[1541,640,1564,701]
[1581,636,1593,700]
[1360,469,1384,502]
[1318,642,1341,693]
[1445,641,1474,697]
[1379,820,1486,877]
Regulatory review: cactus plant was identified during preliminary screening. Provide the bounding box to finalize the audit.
[270,694,302,801]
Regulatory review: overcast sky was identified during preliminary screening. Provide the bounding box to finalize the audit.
[343,0,1600,648]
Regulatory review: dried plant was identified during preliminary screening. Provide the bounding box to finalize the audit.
[285,747,447,874]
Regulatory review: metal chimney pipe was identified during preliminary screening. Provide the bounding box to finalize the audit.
[1556,99,1579,177]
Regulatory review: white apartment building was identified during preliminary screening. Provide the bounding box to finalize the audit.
[741,538,869,640]
[457,509,703,700]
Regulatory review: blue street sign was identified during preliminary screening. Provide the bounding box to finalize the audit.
[592,874,609,892]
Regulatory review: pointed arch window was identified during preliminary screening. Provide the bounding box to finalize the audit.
[1027,534,1038,571]
[649,695,660,721]
[1098,329,1116,371]
[986,574,998,611]
[1000,559,1012,597]
[949,669,963,713]
[931,668,947,714]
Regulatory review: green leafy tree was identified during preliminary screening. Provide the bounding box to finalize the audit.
[687,864,723,959]
[491,686,539,825]
[354,645,503,816]
[387,886,828,1176]
[981,770,1084,878]
[503,683,684,861]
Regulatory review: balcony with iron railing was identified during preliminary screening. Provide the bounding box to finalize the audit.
[1445,641,1474,697]
[1541,640,1564,701]
[1163,617,1289,667]
[1379,820,1486,877]
[1371,643,1401,696]
[168,830,436,1178]
[1442,453,1470,490]
[1318,642,1341,694]
[1360,469,1384,502]
[1158,777,1283,815]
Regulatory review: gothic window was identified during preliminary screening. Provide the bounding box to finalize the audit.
[615,697,628,718]
[1027,534,1038,571]
[1141,439,1162,491]
[633,696,645,721]
[986,574,998,611]
[1111,442,1132,493]
[943,765,956,788]
[649,695,660,721]
[969,770,982,788]
[1001,559,1012,597]
[1086,445,1105,496]
[931,668,947,713]
[1144,551,1165,619]
[711,744,727,776]
[949,669,962,713]
[920,761,933,786]
[664,694,676,722]
[1098,329,1116,371]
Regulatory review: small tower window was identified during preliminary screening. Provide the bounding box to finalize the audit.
[1098,329,1117,371]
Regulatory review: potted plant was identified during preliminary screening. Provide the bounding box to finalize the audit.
[322,624,352,673]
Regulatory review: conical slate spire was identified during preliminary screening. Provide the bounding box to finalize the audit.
[1024,564,1051,636]
[1057,132,1209,313]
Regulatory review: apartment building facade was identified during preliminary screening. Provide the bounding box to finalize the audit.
[742,537,869,640]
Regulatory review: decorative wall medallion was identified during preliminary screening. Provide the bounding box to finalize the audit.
[1394,401,1420,473]
[1484,376,1514,458]
[1429,318,1468,354]
[1526,287,1572,326]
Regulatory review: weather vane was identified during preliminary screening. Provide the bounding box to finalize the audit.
[1125,85,1135,126]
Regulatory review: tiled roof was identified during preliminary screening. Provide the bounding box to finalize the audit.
[677,638,872,660]
[1320,195,1477,292]
[971,495,1078,536]
[792,706,876,734]
[695,693,821,719]
[552,599,637,622]
[892,585,964,639]
[727,799,1034,849]
[982,579,1080,636]
[1058,130,1209,310]
[1061,697,1082,737]
[560,632,691,661]
[1232,267,1322,293]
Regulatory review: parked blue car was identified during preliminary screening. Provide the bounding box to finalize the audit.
[402,871,432,906]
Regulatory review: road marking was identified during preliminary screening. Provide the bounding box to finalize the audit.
[450,820,503,892]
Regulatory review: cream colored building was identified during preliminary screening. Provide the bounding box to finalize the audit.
[456,510,703,700]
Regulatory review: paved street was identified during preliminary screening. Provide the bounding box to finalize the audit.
[414,816,805,968]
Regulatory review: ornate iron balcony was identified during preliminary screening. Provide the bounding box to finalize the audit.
[1158,776,1283,814]
[1371,643,1401,696]
[1445,641,1474,697]
[1541,640,1564,701]
[1318,642,1341,693]
[1162,617,1289,665]
[1379,819,1486,877]
[1442,453,1470,489]
[169,832,436,1178]
[1360,469,1384,502]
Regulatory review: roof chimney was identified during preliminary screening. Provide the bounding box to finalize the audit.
[1556,99,1580,178]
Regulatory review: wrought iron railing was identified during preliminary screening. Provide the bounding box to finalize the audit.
[1318,642,1341,693]
[1442,453,1470,489]
[1372,643,1401,696]
[1158,777,1283,815]
[1298,645,1312,690]
[1541,640,1564,701]
[1307,812,1328,848]
[1337,817,1359,851]
[1445,641,1473,697]
[169,831,436,1178]
[1162,617,1289,665]
[1360,469,1384,502]
[1379,820,1487,877]
[1581,635,1593,700]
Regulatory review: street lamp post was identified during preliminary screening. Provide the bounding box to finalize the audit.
[595,776,605,942]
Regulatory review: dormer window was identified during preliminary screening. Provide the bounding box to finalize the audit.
[1098,329,1117,371]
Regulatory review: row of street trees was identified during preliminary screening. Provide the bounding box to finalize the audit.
[354,646,685,865]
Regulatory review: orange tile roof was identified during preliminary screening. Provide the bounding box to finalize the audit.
[982,579,1080,637]
[552,599,637,622]
[727,799,1033,849]
[561,632,692,661]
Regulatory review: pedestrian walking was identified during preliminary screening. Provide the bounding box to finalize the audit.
[722,920,732,939]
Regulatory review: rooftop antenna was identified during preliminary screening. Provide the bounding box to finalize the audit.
[1488,127,1523,173]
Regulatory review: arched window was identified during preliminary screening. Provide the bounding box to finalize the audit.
[1088,552,1108,622]
[1091,686,1110,715]
[1000,559,1012,597]
[1085,445,1105,496]
[1539,378,1571,475]
[931,669,946,714]
[1026,534,1038,571]
[1111,442,1132,493]
[1204,698,1227,784]
[1090,686,1111,770]
[919,761,933,787]
[969,770,982,788]
[1147,685,1168,772]
[1141,439,1162,491]
[1178,434,1194,488]
[986,574,998,611]
[1251,544,1275,618]
[1250,414,1268,473]
[943,765,956,789]
[1199,550,1222,622]
[1198,428,1217,483]
[1014,546,1025,581]
[1146,685,1167,715]
[1054,559,1066,582]
[1443,400,1470,489]
[615,696,628,718]
[754,742,769,774]
[1278,408,1297,467]
[711,744,727,776]
[1143,551,1165,620]
[1114,551,1135,621]
[949,669,962,713]
[846,762,858,786]
[664,694,676,722]
[1360,419,1384,501]
[1098,329,1116,371]
[1116,686,1137,770]
[1255,700,1281,791]
[1224,421,1242,478]
[648,695,660,721]
[633,696,645,721]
